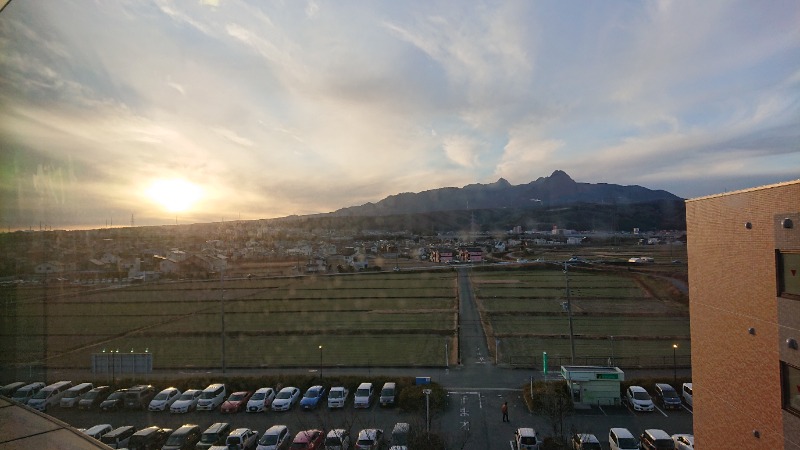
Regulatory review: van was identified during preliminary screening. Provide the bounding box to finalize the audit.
[124,384,156,410]
[197,422,231,449]
[0,381,26,397]
[60,382,93,408]
[379,382,396,407]
[162,423,202,450]
[653,383,681,410]
[608,428,638,450]
[389,422,409,450]
[638,429,673,450]
[354,382,373,408]
[197,383,226,411]
[27,380,73,412]
[682,382,693,407]
[100,425,137,449]
[83,423,113,439]
[127,426,171,450]
[10,381,45,404]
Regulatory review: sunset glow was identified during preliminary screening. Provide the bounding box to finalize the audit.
[146,179,203,213]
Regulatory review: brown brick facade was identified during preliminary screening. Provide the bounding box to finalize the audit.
[686,180,800,450]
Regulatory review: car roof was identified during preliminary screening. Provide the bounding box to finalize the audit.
[279,386,297,392]
[327,429,347,437]
[229,428,252,437]
[255,387,273,393]
[204,422,230,433]
[85,424,112,433]
[174,424,200,434]
[629,385,647,392]
[576,434,599,443]
[265,425,288,434]
[610,428,635,438]
[294,429,321,442]
[655,383,675,390]
[357,429,381,439]
[644,429,671,439]
[517,428,536,437]
[203,383,224,390]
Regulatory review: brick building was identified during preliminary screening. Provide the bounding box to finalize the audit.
[686,180,800,449]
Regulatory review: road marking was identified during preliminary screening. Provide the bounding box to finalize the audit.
[509,440,515,450]
[654,405,668,417]
[598,405,607,416]
[682,404,693,415]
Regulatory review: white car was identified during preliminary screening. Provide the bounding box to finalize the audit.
[271,386,300,411]
[170,389,201,413]
[514,428,542,450]
[327,386,349,409]
[608,428,638,450]
[625,386,654,412]
[247,387,276,413]
[148,387,181,411]
[672,434,694,450]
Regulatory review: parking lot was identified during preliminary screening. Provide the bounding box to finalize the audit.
[438,388,693,450]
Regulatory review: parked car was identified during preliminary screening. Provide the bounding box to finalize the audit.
[162,423,202,450]
[354,382,374,409]
[354,429,383,450]
[325,429,350,450]
[226,428,259,450]
[27,380,72,412]
[515,428,542,450]
[653,383,681,410]
[608,428,638,450]
[639,429,674,450]
[291,429,324,450]
[170,389,202,413]
[625,386,654,412]
[197,383,227,411]
[671,434,694,450]
[682,382,693,407]
[78,385,112,410]
[124,384,156,410]
[148,387,181,411]
[256,424,290,450]
[197,422,231,450]
[100,425,137,449]
[100,388,128,412]
[221,391,253,414]
[83,424,113,440]
[271,387,300,411]
[379,382,396,407]
[0,381,26,397]
[10,381,45,405]
[389,423,409,450]
[60,382,94,408]
[299,385,326,410]
[246,387,276,413]
[127,426,171,450]
[327,386,349,409]
[571,433,601,450]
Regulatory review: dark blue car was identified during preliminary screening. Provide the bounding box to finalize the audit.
[299,385,326,410]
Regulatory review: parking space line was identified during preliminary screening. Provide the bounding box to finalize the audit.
[654,405,668,417]
[682,404,693,415]
[598,405,607,416]
[508,439,515,450]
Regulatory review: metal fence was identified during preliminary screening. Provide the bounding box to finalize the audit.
[508,354,691,370]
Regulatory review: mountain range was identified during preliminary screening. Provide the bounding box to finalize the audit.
[332,170,682,217]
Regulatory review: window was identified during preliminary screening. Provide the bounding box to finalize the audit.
[781,362,800,417]
[777,251,800,299]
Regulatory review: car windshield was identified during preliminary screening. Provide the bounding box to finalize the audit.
[618,438,638,447]
[259,434,278,445]
[277,391,292,399]
[178,392,195,400]
[153,392,169,400]
[200,433,218,444]
[356,389,370,397]
[11,390,29,399]
[329,390,342,398]
[165,434,185,445]
[520,436,537,445]
[63,390,79,398]
[581,444,602,450]
[325,437,342,446]
[251,392,265,400]
[200,391,216,399]
[290,443,309,450]
[662,389,679,398]
[381,389,393,396]
[107,392,124,400]
[229,393,246,401]
[304,389,319,398]
[633,391,651,400]
[357,439,375,446]
[32,390,49,399]
[84,390,100,399]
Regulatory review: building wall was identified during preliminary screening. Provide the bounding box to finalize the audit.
[686,180,800,450]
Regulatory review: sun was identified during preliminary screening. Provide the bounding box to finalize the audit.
[146,179,203,213]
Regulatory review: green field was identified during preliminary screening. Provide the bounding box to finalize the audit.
[471,266,690,366]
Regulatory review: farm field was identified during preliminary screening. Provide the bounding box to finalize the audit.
[0,271,458,371]
[471,266,690,368]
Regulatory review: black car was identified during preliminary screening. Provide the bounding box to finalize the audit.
[124,384,156,410]
[100,388,128,411]
[78,385,112,410]
[162,424,201,450]
[127,426,172,450]
[653,383,682,410]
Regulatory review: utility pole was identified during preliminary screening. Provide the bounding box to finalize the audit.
[564,262,575,364]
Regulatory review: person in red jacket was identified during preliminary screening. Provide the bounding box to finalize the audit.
[501,401,509,422]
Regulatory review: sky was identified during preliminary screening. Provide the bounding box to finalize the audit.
[1,0,798,230]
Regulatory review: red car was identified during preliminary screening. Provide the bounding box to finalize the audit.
[291,429,324,450]
[220,391,253,414]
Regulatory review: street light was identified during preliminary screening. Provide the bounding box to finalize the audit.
[319,345,323,379]
[423,389,432,433]
[672,344,678,383]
